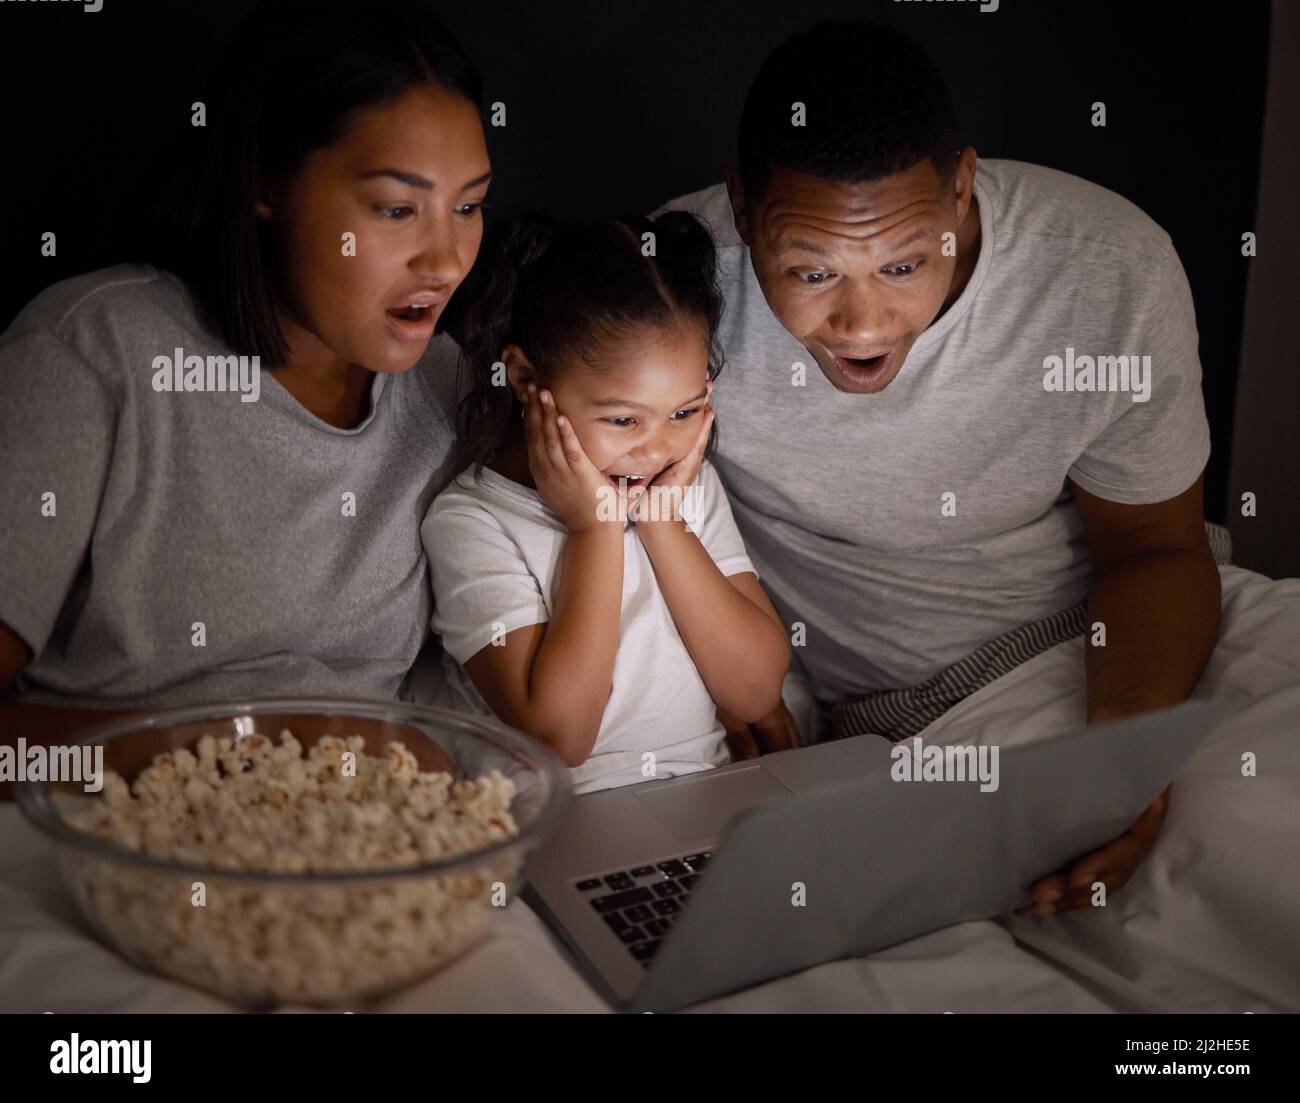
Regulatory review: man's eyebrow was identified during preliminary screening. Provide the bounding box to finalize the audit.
[889,228,933,250]
[784,238,831,259]
[782,227,934,258]
[591,387,708,411]
[356,169,493,191]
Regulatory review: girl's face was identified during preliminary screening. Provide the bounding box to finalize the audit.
[258,82,491,375]
[515,323,713,492]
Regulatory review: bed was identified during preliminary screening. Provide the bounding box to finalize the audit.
[2,564,1296,1013]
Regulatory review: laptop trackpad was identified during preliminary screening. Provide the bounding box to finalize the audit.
[634,767,792,845]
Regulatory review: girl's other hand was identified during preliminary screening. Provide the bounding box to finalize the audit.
[633,379,714,524]
[524,384,617,534]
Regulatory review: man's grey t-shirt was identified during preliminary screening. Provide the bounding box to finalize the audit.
[656,159,1210,703]
[0,263,458,708]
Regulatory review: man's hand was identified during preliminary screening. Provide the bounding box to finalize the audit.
[1018,698,1176,916]
[718,699,801,760]
[1017,783,1170,916]
[1014,475,1220,917]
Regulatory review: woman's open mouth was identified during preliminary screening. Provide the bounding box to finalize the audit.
[385,288,450,342]
[385,304,437,341]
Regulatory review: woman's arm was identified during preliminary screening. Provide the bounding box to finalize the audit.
[0,620,139,800]
[636,517,790,723]
[461,524,624,766]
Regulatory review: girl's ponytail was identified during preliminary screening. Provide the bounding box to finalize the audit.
[636,209,724,380]
[453,210,558,382]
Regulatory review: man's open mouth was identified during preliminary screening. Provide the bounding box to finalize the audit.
[838,352,888,369]
[823,343,901,388]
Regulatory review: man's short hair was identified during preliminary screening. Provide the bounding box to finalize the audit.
[737,21,961,198]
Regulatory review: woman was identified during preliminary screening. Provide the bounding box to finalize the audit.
[0,0,490,751]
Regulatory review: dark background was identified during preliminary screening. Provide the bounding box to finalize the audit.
[0,0,1271,524]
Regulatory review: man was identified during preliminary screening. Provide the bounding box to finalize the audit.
[656,21,1222,915]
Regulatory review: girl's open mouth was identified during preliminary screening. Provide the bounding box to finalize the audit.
[607,473,650,490]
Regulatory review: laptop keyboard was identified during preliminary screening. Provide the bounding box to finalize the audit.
[573,851,713,967]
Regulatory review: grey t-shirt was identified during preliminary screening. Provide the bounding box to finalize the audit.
[0,263,459,708]
[655,159,1211,701]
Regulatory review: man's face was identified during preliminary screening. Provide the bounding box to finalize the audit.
[726,152,976,394]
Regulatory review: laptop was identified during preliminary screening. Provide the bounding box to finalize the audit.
[523,697,1238,1011]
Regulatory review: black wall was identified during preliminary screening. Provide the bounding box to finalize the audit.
[0,0,1270,522]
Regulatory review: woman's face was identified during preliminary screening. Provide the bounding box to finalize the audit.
[258,82,490,375]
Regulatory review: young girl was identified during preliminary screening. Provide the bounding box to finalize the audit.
[424,210,791,793]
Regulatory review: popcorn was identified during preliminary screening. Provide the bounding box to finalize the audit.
[63,730,523,1007]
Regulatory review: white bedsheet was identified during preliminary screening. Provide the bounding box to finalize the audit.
[2,565,1296,1013]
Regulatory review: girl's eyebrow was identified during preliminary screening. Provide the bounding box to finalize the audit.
[591,387,708,411]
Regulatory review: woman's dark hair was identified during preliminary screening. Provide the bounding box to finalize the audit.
[144,0,482,366]
[439,208,724,491]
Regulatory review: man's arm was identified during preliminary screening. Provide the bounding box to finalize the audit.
[1073,474,1221,721]
[1020,474,1220,915]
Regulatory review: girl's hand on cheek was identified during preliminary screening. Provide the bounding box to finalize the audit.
[524,385,618,534]
[635,380,714,524]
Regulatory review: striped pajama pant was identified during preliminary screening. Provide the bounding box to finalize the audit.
[829,522,1234,743]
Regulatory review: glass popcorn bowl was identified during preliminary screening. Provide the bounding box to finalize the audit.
[15,697,571,1010]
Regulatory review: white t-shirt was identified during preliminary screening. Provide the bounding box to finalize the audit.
[422,460,755,794]
[654,159,1212,701]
